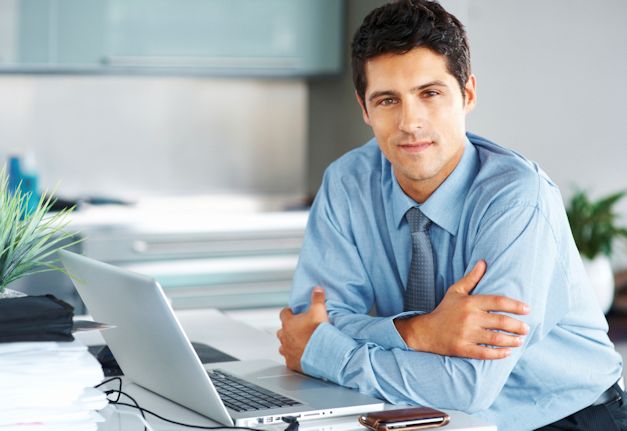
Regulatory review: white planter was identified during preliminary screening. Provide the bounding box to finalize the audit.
[582,255,614,314]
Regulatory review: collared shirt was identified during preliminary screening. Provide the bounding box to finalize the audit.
[289,132,623,431]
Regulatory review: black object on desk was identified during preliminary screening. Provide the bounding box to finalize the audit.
[0,294,74,342]
[49,195,133,212]
[89,343,239,376]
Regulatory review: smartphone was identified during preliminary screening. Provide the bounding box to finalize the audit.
[358,406,450,431]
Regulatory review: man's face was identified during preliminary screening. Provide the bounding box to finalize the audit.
[358,47,476,202]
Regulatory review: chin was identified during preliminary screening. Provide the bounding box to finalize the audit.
[398,167,437,182]
[401,160,438,178]
[411,173,438,182]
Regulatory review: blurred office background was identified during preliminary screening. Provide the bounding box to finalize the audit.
[0,0,626,331]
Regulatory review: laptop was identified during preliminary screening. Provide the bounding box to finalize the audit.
[60,251,384,427]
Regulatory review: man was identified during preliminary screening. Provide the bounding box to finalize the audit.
[277,1,624,430]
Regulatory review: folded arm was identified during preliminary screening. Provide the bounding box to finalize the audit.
[290,172,530,357]
[282,203,570,411]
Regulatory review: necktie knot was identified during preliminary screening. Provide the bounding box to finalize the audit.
[406,207,431,233]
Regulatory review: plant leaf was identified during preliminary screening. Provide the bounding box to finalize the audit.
[0,166,82,292]
[566,189,627,258]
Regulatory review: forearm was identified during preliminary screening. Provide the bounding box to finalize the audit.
[303,323,517,413]
[330,310,420,350]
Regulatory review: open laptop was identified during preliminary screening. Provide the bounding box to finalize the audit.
[60,250,384,427]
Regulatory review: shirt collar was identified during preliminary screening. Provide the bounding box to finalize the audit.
[390,137,479,235]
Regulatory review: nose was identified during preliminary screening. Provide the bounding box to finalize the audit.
[398,100,425,134]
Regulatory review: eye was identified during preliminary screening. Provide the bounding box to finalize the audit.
[378,97,398,106]
[423,90,440,98]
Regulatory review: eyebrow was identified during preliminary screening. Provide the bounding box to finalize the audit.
[367,80,449,103]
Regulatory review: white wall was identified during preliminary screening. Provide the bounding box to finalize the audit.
[0,76,307,199]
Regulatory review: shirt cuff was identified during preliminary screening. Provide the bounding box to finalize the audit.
[365,315,412,350]
[301,322,358,383]
[388,310,425,350]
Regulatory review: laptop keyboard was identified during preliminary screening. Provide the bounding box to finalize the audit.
[208,369,302,412]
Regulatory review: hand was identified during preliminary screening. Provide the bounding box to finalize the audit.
[394,260,530,360]
[277,287,329,372]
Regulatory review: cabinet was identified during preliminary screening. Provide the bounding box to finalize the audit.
[12,200,308,313]
[9,0,344,76]
[67,198,309,311]
[17,0,108,66]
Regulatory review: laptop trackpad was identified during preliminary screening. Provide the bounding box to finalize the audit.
[217,360,338,393]
[256,372,332,392]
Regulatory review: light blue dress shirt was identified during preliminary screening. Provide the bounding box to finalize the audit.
[289,132,623,431]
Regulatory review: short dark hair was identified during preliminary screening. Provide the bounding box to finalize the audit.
[351,0,471,105]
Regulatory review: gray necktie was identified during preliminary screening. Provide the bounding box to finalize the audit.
[403,207,436,312]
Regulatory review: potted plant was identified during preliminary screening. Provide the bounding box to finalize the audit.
[566,189,627,313]
[0,167,79,299]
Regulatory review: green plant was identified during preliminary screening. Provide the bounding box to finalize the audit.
[566,189,627,260]
[0,168,79,293]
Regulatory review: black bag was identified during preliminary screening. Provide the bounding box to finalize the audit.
[0,294,74,342]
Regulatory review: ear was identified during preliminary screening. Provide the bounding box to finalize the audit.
[355,90,372,126]
[463,74,477,113]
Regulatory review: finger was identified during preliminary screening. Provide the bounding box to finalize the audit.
[474,295,530,315]
[477,330,525,348]
[484,313,530,335]
[455,260,487,294]
[462,345,511,360]
[279,307,293,323]
[311,286,326,306]
[309,287,329,324]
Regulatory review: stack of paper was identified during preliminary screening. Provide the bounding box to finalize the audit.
[0,340,107,431]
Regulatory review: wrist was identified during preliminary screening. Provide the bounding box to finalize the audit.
[393,314,431,351]
[394,316,416,350]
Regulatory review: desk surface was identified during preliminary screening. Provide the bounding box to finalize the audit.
[76,309,496,431]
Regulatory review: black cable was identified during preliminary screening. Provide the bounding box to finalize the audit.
[281,415,300,431]
[95,376,122,390]
[111,400,265,431]
[106,389,147,431]
[95,377,123,403]
[107,390,146,420]
[96,379,299,431]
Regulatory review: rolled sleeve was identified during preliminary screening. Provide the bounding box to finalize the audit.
[291,167,402,348]
[301,322,358,382]
[331,311,424,350]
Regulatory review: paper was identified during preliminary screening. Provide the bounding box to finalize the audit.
[0,339,106,430]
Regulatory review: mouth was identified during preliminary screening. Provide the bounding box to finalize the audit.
[397,141,433,154]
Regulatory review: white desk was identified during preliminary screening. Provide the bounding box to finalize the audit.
[76,309,496,431]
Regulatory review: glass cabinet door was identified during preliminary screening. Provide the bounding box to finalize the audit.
[10,0,343,76]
